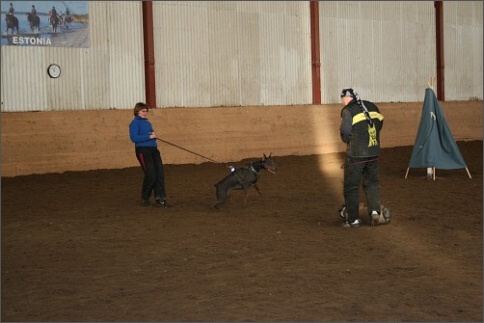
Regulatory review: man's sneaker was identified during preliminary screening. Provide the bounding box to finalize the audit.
[142,199,151,206]
[382,207,391,223]
[342,218,361,228]
[338,205,347,221]
[155,199,167,207]
[370,208,391,225]
[370,210,380,226]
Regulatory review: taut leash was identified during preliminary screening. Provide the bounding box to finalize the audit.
[156,138,220,164]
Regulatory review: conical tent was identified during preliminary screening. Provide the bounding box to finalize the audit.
[405,87,471,179]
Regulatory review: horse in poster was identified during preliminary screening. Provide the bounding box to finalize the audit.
[5,14,18,34]
[27,12,40,32]
[49,13,59,33]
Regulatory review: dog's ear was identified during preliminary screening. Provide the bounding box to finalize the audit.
[263,153,267,160]
[269,152,272,158]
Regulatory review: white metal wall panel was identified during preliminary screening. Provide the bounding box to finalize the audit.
[108,2,145,108]
[243,1,311,106]
[86,1,145,110]
[258,2,312,106]
[259,3,286,105]
[2,1,482,113]
[46,47,84,111]
[444,1,483,100]
[1,1,145,112]
[236,2,262,106]
[208,2,239,107]
[151,3,178,107]
[82,2,110,110]
[0,40,86,112]
[154,2,211,107]
[153,1,311,108]
[177,2,211,107]
[1,47,47,112]
[320,1,436,104]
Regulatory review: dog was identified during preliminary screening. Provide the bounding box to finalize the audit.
[212,153,277,209]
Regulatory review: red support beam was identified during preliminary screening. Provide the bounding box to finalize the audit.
[310,1,321,104]
[142,1,157,108]
[435,1,445,101]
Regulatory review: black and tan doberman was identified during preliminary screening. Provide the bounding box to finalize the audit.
[213,154,276,209]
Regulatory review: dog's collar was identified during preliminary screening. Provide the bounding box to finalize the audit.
[249,164,260,176]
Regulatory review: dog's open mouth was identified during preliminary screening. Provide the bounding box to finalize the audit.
[265,167,277,175]
[262,155,277,175]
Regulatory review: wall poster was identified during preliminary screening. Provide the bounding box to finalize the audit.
[1,1,89,47]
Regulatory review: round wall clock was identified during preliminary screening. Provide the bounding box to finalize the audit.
[47,64,61,78]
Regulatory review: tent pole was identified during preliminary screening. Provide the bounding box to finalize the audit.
[433,167,436,180]
[405,167,410,179]
[465,167,472,179]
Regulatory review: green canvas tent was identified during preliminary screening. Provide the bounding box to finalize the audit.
[405,87,472,180]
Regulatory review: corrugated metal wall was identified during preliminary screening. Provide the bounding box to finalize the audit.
[1,46,48,111]
[444,1,483,100]
[319,1,437,103]
[153,1,312,108]
[87,2,145,110]
[1,1,482,112]
[0,1,145,112]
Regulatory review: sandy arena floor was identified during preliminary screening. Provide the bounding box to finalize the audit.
[1,141,482,322]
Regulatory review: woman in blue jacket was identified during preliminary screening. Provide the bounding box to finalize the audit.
[129,102,167,207]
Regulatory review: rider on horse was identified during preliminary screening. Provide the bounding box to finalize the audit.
[27,5,40,32]
[58,11,65,25]
[7,3,14,16]
[51,6,57,19]
[5,3,18,34]
[6,2,14,22]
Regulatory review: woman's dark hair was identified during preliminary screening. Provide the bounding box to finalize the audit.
[133,102,149,116]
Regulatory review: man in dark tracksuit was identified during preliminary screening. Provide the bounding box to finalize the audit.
[129,102,167,207]
[339,88,384,228]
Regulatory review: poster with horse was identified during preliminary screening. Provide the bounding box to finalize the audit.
[1,1,89,47]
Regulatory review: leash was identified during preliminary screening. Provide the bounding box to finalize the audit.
[156,138,220,163]
[340,157,379,169]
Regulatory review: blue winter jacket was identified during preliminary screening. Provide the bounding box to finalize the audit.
[129,116,158,148]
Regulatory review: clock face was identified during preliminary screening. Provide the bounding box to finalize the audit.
[48,64,61,78]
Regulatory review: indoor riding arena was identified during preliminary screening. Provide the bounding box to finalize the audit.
[1,2,482,322]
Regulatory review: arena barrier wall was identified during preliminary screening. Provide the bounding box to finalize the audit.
[1,101,482,177]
